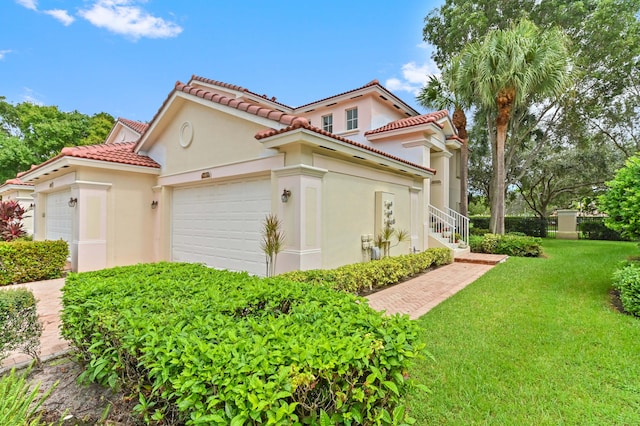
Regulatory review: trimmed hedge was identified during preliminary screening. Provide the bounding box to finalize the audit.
[278,248,452,294]
[613,262,640,317]
[470,216,548,237]
[0,240,68,286]
[0,289,42,364]
[579,220,626,241]
[469,233,542,257]
[61,263,428,425]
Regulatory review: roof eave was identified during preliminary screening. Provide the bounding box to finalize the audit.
[366,122,442,141]
[260,128,434,177]
[19,157,160,183]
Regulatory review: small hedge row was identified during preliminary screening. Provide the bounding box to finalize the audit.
[278,248,452,294]
[579,220,626,241]
[471,216,548,237]
[0,240,68,286]
[61,262,428,425]
[613,262,640,317]
[0,288,42,364]
[469,233,543,257]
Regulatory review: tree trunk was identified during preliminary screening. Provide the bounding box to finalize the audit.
[452,107,469,217]
[491,123,507,234]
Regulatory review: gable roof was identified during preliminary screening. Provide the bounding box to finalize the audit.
[365,110,449,136]
[190,75,293,111]
[17,142,160,181]
[255,120,436,174]
[118,117,149,134]
[293,79,420,116]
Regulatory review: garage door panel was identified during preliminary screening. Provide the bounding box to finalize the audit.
[45,190,73,243]
[172,179,271,276]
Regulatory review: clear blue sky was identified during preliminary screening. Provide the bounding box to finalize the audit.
[1,0,444,122]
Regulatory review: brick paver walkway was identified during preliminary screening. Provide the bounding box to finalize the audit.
[1,278,69,370]
[366,255,507,319]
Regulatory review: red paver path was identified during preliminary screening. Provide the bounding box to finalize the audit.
[366,255,506,319]
[1,278,70,370]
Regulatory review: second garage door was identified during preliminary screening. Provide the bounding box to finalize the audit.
[45,189,73,243]
[172,178,271,276]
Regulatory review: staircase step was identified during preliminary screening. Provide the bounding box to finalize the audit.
[454,253,508,265]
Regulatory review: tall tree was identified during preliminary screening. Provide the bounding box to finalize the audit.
[452,19,571,233]
[0,98,115,183]
[417,73,470,216]
[423,0,640,219]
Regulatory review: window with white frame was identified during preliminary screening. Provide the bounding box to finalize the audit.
[322,114,333,132]
[346,108,358,130]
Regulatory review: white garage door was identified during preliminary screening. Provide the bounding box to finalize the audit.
[45,190,73,243]
[172,178,271,276]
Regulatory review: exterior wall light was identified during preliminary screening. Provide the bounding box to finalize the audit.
[151,200,158,209]
[68,197,78,207]
[281,189,291,203]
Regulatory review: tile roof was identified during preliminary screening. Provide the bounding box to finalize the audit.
[118,117,149,134]
[2,178,33,187]
[17,142,159,178]
[175,82,308,127]
[365,110,449,136]
[190,75,293,110]
[294,79,381,111]
[255,121,436,174]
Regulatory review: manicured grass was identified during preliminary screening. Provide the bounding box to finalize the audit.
[408,239,640,425]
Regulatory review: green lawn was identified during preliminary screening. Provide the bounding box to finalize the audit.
[408,239,640,425]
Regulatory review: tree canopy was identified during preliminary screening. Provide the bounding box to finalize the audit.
[423,0,640,219]
[0,98,115,183]
[599,155,640,240]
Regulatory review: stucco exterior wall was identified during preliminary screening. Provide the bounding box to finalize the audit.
[313,155,419,269]
[147,102,269,177]
[76,168,157,267]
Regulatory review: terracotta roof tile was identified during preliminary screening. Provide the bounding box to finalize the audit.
[294,79,382,111]
[17,142,159,179]
[2,178,33,187]
[118,117,149,134]
[255,122,436,175]
[190,75,293,109]
[365,110,449,136]
[175,82,307,127]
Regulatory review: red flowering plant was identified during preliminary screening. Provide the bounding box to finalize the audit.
[0,200,26,241]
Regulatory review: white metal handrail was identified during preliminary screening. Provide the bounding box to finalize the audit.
[428,205,469,248]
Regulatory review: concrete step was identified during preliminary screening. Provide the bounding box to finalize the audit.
[454,253,509,265]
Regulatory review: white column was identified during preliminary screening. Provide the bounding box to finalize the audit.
[430,151,453,211]
[72,181,111,272]
[273,165,327,273]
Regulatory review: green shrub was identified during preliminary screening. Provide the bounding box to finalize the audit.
[0,240,68,286]
[579,220,626,241]
[62,263,428,425]
[470,227,489,236]
[470,216,548,237]
[470,234,542,257]
[279,248,453,294]
[0,367,56,425]
[613,263,640,317]
[0,289,42,364]
[468,235,484,252]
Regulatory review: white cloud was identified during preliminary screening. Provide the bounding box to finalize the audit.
[44,9,75,26]
[0,50,12,60]
[16,0,37,10]
[21,88,44,105]
[79,0,183,40]
[385,61,440,96]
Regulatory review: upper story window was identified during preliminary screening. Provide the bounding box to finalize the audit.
[346,108,358,130]
[322,114,333,133]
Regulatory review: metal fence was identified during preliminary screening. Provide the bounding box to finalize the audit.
[470,216,625,241]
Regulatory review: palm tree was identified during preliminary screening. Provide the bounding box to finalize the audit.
[452,19,571,234]
[417,72,470,217]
